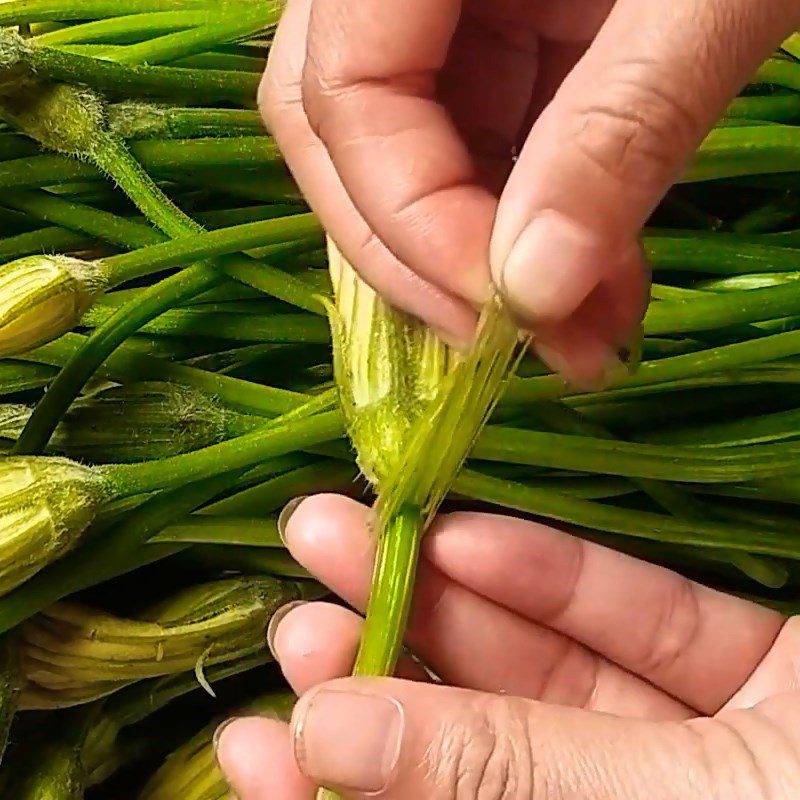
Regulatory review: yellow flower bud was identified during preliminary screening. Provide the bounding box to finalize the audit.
[140,692,295,800]
[326,239,457,486]
[20,577,302,709]
[0,457,108,596]
[0,255,105,357]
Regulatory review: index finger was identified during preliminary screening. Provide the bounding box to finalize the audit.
[301,0,497,305]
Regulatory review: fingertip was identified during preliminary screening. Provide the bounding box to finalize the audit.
[215,716,314,800]
[493,210,604,325]
[281,493,370,555]
[271,601,360,694]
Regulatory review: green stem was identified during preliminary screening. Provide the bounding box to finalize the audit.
[453,470,800,559]
[0,226,92,260]
[2,191,324,311]
[22,332,305,416]
[685,125,800,182]
[33,10,218,45]
[0,0,230,24]
[13,263,223,454]
[102,409,345,497]
[644,282,800,335]
[27,42,261,103]
[108,104,266,139]
[725,94,800,123]
[81,306,330,343]
[644,236,800,275]
[354,506,422,676]
[755,58,800,92]
[474,425,800,483]
[506,329,800,404]
[0,139,289,191]
[112,4,276,66]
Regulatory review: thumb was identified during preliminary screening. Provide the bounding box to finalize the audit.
[490,0,800,368]
[289,677,709,799]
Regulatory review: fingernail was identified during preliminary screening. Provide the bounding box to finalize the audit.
[293,689,404,793]
[213,717,239,764]
[499,211,601,323]
[278,496,308,546]
[267,600,306,661]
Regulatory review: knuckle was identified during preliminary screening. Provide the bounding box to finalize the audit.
[425,698,534,800]
[567,59,703,189]
[638,577,702,677]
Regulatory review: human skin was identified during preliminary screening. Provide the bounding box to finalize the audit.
[259,0,800,385]
[216,494,800,799]
[230,0,800,795]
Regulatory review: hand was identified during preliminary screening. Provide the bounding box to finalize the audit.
[260,0,800,383]
[215,494,800,798]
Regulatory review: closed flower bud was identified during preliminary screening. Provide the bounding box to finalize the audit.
[21,577,303,709]
[0,255,105,357]
[326,239,457,486]
[0,457,109,596]
[140,692,295,800]
[0,382,257,463]
[0,29,31,97]
[0,78,107,159]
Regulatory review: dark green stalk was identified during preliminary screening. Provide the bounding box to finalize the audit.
[81,306,331,344]
[33,10,218,45]
[0,226,92,260]
[644,282,800,334]
[644,236,800,274]
[733,191,798,234]
[725,94,800,123]
[108,104,265,139]
[0,141,291,191]
[102,409,345,497]
[26,43,261,103]
[453,470,800,559]
[111,4,276,66]
[755,58,800,92]
[685,125,800,182]
[506,330,800,404]
[22,332,306,416]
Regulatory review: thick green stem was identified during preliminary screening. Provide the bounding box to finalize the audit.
[112,4,276,66]
[685,125,800,182]
[22,332,305,416]
[354,506,422,676]
[644,236,800,275]
[90,132,198,237]
[506,329,800,405]
[27,43,261,103]
[453,470,800,559]
[0,139,289,191]
[102,409,345,497]
[33,10,219,45]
